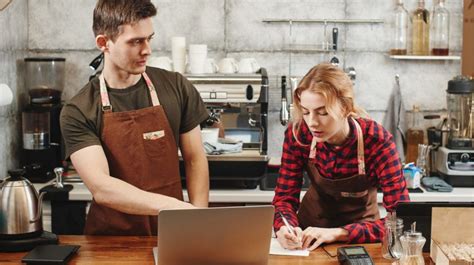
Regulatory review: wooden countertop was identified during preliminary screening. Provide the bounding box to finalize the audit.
[1,235,433,264]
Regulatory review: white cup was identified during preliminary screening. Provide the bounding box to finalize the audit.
[0,84,13,106]
[204,58,219,74]
[188,44,207,74]
[218,58,239,74]
[147,56,173,71]
[238,58,260,74]
[171,37,186,73]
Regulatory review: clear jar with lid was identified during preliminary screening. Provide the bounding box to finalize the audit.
[382,212,404,260]
[400,222,426,265]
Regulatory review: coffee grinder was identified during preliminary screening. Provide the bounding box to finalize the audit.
[436,76,474,187]
[20,58,65,183]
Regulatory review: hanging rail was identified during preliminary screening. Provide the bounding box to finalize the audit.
[262,19,384,24]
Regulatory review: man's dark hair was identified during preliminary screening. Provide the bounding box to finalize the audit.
[93,0,157,41]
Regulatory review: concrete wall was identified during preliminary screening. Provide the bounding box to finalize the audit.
[0,0,28,178]
[0,0,464,177]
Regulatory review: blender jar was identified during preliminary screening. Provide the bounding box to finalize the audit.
[446,76,474,149]
[24,58,66,105]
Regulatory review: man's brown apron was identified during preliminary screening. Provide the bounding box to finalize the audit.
[297,118,380,229]
[84,72,183,235]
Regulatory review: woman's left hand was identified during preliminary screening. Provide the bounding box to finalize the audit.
[301,227,349,251]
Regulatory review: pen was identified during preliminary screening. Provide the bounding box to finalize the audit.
[278,211,297,238]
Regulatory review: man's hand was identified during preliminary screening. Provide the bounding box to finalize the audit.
[301,227,349,251]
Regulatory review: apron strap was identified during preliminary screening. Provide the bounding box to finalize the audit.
[99,72,161,113]
[142,72,161,106]
[351,117,366,175]
[308,117,366,175]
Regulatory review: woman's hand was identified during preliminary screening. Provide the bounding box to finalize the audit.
[275,226,304,250]
[301,227,349,251]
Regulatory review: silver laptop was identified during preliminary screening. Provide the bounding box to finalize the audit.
[153,205,274,265]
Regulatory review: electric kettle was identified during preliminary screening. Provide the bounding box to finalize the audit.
[0,169,44,237]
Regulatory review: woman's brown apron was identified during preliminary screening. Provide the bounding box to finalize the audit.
[297,118,380,229]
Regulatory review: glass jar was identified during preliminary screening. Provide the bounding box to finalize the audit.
[431,0,450,55]
[406,105,425,163]
[400,230,426,265]
[390,0,409,55]
[412,0,430,55]
[382,212,404,260]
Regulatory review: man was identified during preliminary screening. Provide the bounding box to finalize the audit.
[60,0,209,235]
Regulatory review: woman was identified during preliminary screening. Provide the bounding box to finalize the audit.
[273,63,409,251]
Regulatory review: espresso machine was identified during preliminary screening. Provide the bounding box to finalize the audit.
[181,69,269,189]
[436,76,474,187]
[20,58,65,183]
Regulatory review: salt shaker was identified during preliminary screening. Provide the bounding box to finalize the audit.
[382,212,403,260]
[400,222,425,265]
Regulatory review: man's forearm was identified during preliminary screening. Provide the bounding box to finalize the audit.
[185,156,209,207]
[91,174,190,215]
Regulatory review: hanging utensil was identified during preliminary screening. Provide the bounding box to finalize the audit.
[330,27,339,66]
[280,76,289,126]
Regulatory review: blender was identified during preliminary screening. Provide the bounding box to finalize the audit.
[436,76,474,187]
[20,58,65,183]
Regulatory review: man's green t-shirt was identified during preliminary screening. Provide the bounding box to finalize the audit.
[60,67,209,159]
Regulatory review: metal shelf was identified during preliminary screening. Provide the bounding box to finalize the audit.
[389,55,461,60]
[262,18,384,24]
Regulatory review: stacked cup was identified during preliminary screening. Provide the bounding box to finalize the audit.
[171,37,186,74]
[188,44,207,74]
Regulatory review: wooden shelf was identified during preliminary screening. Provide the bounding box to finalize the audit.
[389,55,461,60]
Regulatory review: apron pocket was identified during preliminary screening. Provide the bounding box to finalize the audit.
[142,133,168,158]
[340,190,368,198]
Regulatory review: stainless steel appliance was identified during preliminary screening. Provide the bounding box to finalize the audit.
[20,58,65,183]
[435,76,474,187]
[182,69,269,189]
[0,169,58,252]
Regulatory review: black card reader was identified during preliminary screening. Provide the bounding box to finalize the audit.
[337,246,374,265]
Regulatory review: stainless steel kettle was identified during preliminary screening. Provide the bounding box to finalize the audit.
[0,169,45,237]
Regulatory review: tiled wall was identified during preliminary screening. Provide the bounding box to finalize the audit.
[0,0,464,177]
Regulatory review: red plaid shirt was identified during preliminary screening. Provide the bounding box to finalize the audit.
[272,117,409,243]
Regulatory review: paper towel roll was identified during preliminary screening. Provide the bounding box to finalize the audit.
[0,84,13,106]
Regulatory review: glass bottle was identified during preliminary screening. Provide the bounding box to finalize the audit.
[382,212,404,260]
[431,0,450,55]
[412,0,430,55]
[406,105,424,164]
[400,222,425,265]
[390,0,409,55]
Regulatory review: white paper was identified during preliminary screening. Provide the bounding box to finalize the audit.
[152,247,158,265]
[269,238,310,256]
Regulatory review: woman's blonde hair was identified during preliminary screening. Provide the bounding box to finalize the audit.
[292,63,367,146]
